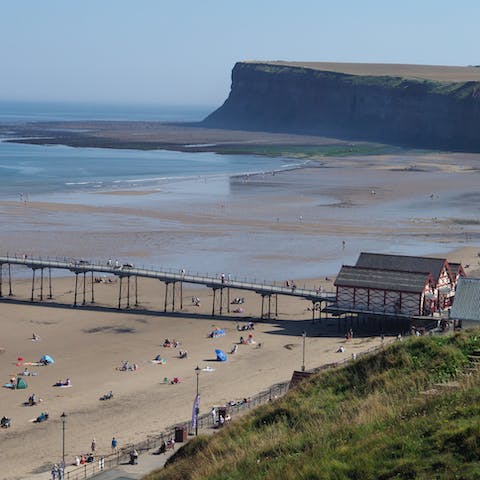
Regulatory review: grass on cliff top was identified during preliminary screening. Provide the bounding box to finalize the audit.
[145,330,480,480]
[252,63,480,99]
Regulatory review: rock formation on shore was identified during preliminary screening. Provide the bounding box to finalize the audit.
[204,61,480,151]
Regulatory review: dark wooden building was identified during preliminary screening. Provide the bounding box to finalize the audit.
[332,253,464,318]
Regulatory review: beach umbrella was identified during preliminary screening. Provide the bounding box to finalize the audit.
[215,349,227,362]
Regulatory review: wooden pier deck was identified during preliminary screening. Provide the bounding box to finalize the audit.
[0,255,336,320]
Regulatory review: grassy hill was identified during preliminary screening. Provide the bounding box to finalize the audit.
[145,330,480,480]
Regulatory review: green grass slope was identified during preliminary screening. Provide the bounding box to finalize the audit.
[145,331,480,480]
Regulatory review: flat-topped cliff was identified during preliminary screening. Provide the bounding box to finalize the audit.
[204,61,480,150]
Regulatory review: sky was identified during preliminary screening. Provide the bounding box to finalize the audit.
[1,0,479,107]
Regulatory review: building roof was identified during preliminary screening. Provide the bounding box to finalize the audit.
[355,252,447,281]
[450,277,480,321]
[448,262,465,277]
[334,266,432,293]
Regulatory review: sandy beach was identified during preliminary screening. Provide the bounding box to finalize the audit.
[0,144,480,479]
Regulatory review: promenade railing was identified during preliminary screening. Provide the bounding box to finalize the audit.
[61,343,384,480]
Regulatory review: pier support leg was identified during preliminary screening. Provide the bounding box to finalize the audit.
[212,288,216,316]
[31,269,36,302]
[220,288,223,315]
[312,301,316,323]
[39,268,44,301]
[268,295,271,319]
[180,281,183,310]
[91,271,95,303]
[172,282,175,312]
[73,273,78,307]
[164,282,168,313]
[135,276,138,307]
[261,295,264,319]
[126,276,130,309]
[227,287,230,313]
[275,294,278,317]
[82,272,86,305]
[118,277,123,309]
[0,264,3,297]
[48,267,52,299]
[8,263,13,296]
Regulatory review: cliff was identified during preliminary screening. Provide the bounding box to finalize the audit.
[203,61,480,151]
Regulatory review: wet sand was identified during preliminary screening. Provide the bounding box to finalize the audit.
[0,144,480,479]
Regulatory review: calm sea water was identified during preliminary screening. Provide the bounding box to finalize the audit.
[0,102,300,201]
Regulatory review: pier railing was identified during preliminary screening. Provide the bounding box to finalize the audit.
[0,253,336,302]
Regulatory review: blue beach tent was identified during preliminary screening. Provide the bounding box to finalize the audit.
[40,354,55,365]
[215,349,227,362]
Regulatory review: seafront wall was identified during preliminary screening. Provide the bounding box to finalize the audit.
[204,62,480,151]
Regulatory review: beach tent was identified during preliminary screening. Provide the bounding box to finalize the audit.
[40,354,55,365]
[16,377,28,389]
[211,329,226,338]
[215,349,227,362]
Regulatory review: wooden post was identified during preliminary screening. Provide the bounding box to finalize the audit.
[48,267,53,299]
[39,268,44,301]
[73,272,78,306]
[227,287,230,313]
[31,269,36,302]
[82,272,86,305]
[219,288,223,315]
[275,294,278,317]
[91,271,95,303]
[0,264,3,297]
[212,288,216,316]
[8,263,13,296]
[118,276,123,309]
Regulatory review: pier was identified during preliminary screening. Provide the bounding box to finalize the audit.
[0,254,335,321]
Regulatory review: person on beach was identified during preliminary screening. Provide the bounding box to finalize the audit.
[111,436,118,453]
[91,438,96,453]
[211,407,217,425]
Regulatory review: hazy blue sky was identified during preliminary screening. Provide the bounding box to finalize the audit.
[1,0,478,107]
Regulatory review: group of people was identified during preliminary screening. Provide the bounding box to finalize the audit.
[236,321,254,331]
[239,333,255,345]
[118,361,138,371]
[191,296,201,306]
[54,378,71,387]
[163,338,180,348]
[27,393,39,406]
[50,463,64,480]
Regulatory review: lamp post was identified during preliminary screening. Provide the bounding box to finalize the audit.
[301,331,307,372]
[195,365,201,436]
[60,412,67,468]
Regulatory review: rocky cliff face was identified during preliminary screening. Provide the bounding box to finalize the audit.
[203,62,480,151]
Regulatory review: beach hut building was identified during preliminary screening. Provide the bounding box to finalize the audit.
[354,253,461,312]
[334,266,436,317]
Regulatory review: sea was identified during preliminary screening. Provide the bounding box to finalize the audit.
[0,101,298,201]
[0,101,318,281]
